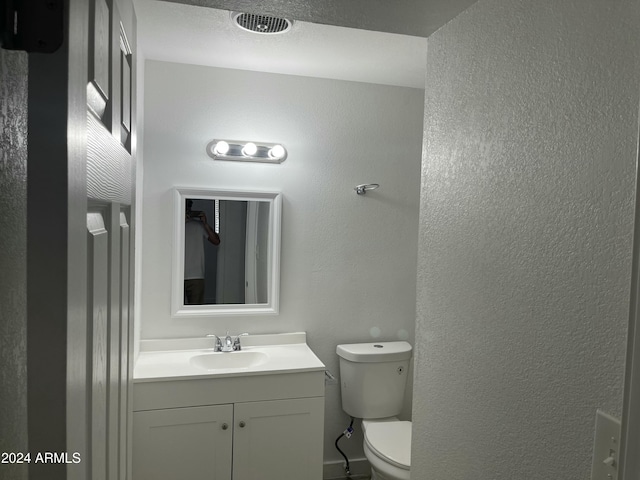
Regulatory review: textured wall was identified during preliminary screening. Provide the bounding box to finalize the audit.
[0,49,28,480]
[139,60,424,462]
[414,1,640,478]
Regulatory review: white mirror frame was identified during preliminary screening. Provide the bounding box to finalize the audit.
[171,187,282,317]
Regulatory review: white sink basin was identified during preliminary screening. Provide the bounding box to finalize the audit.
[189,351,269,370]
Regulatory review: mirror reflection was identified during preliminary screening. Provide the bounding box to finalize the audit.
[183,198,271,306]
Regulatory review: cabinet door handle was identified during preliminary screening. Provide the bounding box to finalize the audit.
[239,421,246,428]
[222,423,229,430]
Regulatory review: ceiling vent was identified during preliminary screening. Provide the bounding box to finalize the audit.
[231,12,293,35]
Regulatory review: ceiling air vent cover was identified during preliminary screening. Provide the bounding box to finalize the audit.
[231,12,293,34]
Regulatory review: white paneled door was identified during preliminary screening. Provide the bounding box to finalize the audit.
[26,0,136,479]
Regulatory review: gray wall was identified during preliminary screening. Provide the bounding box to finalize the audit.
[0,49,28,480]
[414,0,640,478]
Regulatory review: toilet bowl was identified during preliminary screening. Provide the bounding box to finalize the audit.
[362,419,411,480]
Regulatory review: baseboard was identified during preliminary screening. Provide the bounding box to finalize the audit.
[323,457,370,479]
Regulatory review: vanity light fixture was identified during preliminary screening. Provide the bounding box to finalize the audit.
[206,139,288,164]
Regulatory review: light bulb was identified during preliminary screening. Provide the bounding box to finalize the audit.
[268,144,285,159]
[242,142,258,156]
[214,141,229,155]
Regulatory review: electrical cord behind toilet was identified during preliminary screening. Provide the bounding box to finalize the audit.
[335,417,355,476]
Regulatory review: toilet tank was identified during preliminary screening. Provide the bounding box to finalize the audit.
[337,341,412,419]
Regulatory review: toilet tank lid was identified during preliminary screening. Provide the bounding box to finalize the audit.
[336,341,412,362]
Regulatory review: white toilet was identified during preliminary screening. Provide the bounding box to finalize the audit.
[337,341,412,480]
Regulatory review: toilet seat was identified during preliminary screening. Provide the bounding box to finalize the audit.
[363,420,411,470]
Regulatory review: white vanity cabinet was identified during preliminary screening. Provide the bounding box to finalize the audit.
[132,369,325,480]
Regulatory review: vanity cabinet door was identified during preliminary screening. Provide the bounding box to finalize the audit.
[133,404,233,480]
[232,397,325,480]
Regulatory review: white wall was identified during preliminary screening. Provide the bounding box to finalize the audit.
[140,60,424,463]
[414,0,640,478]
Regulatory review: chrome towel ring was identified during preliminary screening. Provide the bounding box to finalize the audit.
[354,183,380,195]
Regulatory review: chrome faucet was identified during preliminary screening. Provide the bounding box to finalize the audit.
[221,332,234,352]
[207,332,249,352]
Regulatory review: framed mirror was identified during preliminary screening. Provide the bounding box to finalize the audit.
[172,187,282,317]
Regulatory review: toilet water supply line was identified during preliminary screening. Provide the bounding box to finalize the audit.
[335,417,355,476]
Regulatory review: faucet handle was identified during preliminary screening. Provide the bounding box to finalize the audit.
[206,334,222,351]
[233,333,249,351]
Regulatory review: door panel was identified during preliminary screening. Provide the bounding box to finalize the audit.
[87,210,110,480]
[233,398,325,480]
[87,203,132,480]
[133,405,234,480]
[118,211,131,480]
[107,203,122,480]
[88,0,110,121]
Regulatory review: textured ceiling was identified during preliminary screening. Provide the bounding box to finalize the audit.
[135,0,430,88]
[160,0,479,37]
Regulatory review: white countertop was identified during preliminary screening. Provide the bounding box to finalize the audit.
[134,332,325,383]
